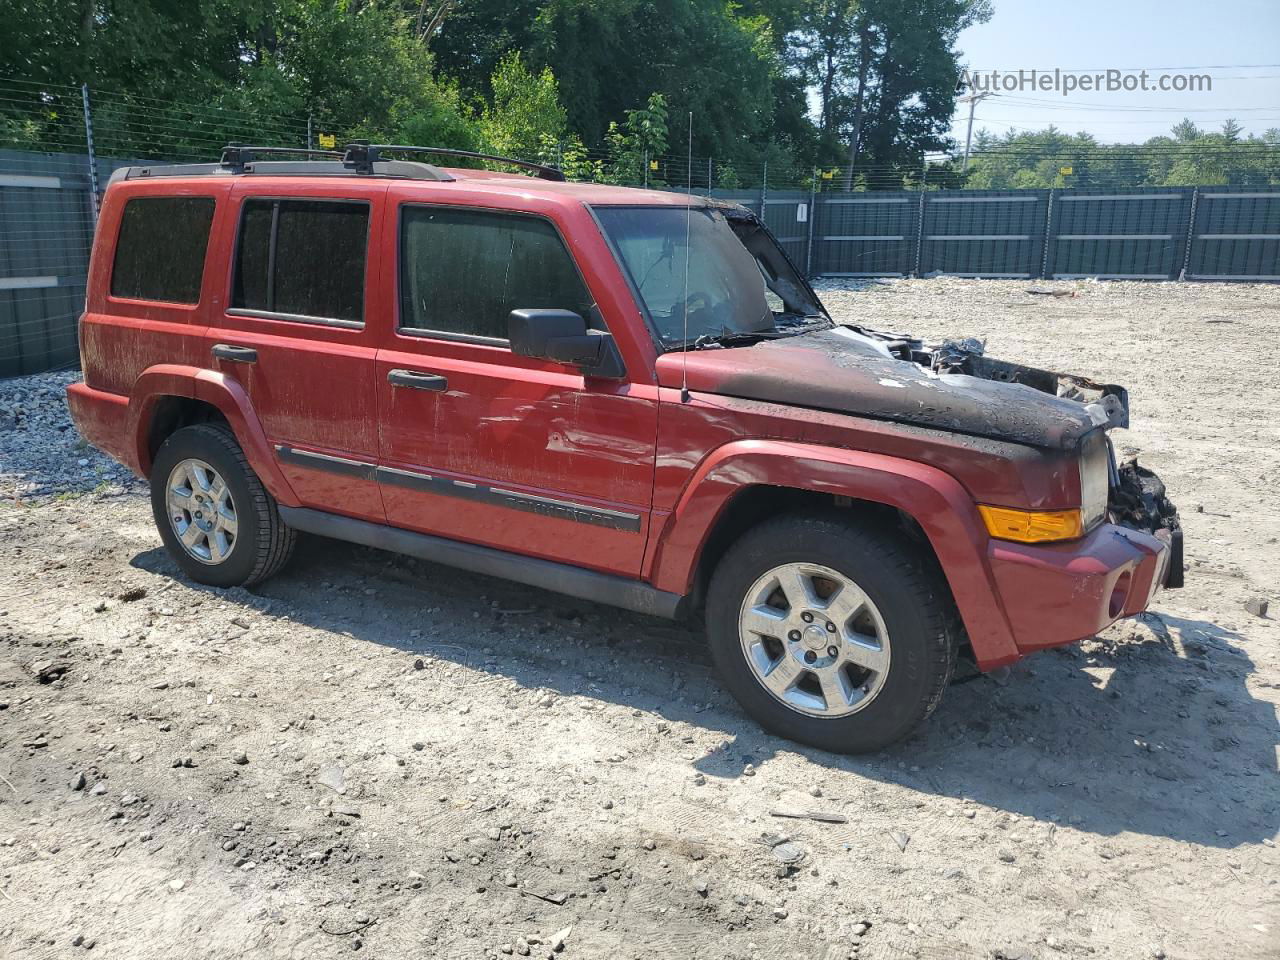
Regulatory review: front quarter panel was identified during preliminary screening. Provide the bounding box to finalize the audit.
[649,437,1022,668]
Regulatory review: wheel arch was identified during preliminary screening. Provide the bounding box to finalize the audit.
[128,365,299,507]
[649,440,1022,669]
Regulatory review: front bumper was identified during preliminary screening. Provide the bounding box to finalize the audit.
[987,521,1174,656]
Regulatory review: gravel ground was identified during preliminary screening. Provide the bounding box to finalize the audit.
[0,279,1277,960]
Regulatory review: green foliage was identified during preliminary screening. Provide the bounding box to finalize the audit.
[964,121,1280,189]
[479,52,568,159]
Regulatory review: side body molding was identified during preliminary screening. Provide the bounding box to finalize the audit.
[649,440,1021,668]
[127,364,300,507]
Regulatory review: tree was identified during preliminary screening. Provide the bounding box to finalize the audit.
[479,52,568,159]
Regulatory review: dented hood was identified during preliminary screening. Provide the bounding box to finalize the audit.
[655,327,1127,451]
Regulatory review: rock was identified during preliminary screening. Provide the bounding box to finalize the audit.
[413,658,424,670]
[549,926,572,953]
[318,766,346,794]
[890,831,910,852]
[412,742,425,751]
[851,921,870,937]
[770,841,806,865]
[602,799,613,810]
[222,839,238,851]
[773,907,789,919]
[31,659,69,683]
[503,872,518,888]
[998,848,1017,863]
[71,772,86,791]
[515,939,530,957]
[693,879,708,896]
[1244,598,1269,618]
[90,783,107,796]
[168,879,185,892]
[231,752,249,765]
[743,763,756,776]
[692,772,706,786]
[809,786,823,797]
[71,934,84,947]
[642,839,656,851]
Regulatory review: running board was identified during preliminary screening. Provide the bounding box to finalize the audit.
[278,506,687,620]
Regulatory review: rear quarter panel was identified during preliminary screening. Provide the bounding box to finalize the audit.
[80,178,234,396]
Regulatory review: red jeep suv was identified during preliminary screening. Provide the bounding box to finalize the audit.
[67,144,1182,753]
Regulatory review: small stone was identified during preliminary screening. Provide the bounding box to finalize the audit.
[642,839,656,851]
[318,766,346,794]
[998,848,1017,863]
[222,840,238,852]
[692,772,706,786]
[1244,598,1269,618]
[71,772,86,791]
[773,907,788,920]
[486,827,501,841]
[413,658,424,670]
[809,786,822,797]
[964,809,976,819]
[168,879,185,892]
[412,742,425,751]
[503,872,518,888]
[602,799,614,810]
[770,841,805,865]
[71,934,84,947]
[743,763,756,777]
[549,926,572,953]
[90,783,108,796]
[851,921,870,937]
[693,880,708,896]
[231,752,248,765]
[890,831,909,852]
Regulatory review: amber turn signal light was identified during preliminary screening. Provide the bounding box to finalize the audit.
[978,505,1085,544]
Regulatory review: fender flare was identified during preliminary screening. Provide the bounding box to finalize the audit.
[127,364,300,507]
[649,439,1020,668]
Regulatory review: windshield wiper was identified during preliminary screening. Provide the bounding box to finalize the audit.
[677,327,792,350]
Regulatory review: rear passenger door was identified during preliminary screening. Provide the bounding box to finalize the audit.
[207,183,388,521]
[374,203,658,576]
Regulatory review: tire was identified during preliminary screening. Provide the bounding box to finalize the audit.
[706,512,957,754]
[149,423,296,588]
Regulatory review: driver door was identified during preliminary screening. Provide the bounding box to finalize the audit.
[373,202,658,577]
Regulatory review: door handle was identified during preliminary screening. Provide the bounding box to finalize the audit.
[388,369,448,392]
[212,344,258,364]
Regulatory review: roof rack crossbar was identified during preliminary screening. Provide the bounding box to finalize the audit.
[342,142,566,182]
[221,145,343,172]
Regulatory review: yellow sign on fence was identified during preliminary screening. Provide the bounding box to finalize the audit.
[1059,165,1073,176]
[318,133,336,149]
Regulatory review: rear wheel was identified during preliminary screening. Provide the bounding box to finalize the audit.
[706,513,956,754]
[150,424,295,587]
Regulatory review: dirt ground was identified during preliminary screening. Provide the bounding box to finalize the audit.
[1,278,1277,960]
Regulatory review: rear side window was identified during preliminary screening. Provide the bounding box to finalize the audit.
[399,206,594,342]
[111,196,215,304]
[233,199,369,325]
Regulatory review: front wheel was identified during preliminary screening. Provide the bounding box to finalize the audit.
[706,513,957,754]
[150,423,296,588]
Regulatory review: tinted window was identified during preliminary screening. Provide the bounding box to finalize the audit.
[400,207,594,340]
[111,196,215,304]
[233,199,368,324]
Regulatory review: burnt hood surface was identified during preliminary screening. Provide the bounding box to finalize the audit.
[655,327,1128,451]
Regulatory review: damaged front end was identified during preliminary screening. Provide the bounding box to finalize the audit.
[854,328,1183,588]
[1110,460,1184,588]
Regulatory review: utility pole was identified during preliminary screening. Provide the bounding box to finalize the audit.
[958,90,994,172]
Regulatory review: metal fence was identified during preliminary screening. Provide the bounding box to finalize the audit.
[3,148,1279,378]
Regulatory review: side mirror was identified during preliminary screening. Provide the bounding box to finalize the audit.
[508,309,624,377]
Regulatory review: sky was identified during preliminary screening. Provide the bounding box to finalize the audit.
[947,0,1280,146]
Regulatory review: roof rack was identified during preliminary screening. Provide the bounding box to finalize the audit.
[342,142,566,182]
[220,144,342,172]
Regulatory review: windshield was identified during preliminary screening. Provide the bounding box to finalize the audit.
[595,205,826,347]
